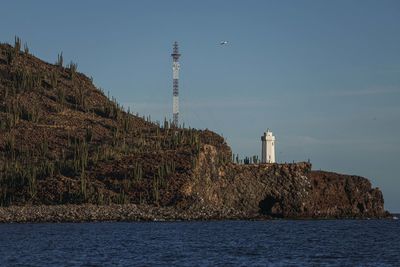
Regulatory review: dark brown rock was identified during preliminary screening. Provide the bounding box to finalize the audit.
[181,144,388,219]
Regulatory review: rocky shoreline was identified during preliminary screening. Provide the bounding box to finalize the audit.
[0,204,392,223]
[0,204,261,223]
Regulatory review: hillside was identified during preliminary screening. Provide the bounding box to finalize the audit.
[0,40,230,207]
[0,40,389,220]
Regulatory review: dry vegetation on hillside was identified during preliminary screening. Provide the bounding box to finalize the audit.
[0,38,231,207]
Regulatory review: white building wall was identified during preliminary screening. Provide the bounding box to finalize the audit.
[261,129,276,163]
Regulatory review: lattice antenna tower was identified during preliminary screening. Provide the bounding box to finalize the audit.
[171,41,181,127]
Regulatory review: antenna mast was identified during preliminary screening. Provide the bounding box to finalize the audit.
[171,41,181,127]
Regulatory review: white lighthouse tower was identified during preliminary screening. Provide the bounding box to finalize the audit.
[261,129,276,163]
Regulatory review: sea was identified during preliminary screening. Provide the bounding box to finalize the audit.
[0,219,399,266]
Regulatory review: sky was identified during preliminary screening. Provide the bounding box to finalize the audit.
[1,0,399,212]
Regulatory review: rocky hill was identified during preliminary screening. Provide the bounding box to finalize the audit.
[0,39,389,221]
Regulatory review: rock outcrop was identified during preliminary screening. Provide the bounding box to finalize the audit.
[181,144,388,219]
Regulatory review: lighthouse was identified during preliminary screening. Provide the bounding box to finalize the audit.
[261,129,276,163]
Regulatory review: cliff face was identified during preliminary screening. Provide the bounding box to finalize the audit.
[307,171,386,218]
[0,40,388,220]
[181,145,387,218]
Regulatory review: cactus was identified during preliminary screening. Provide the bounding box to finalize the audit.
[5,49,15,65]
[69,61,78,80]
[23,43,29,54]
[27,165,37,199]
[56,87,65,110]
[132,162,143,182]
[14,36,21,54]
[50,71,58,89]
[80,168,87,201]
[152,177,160,204]
[56,52,63,67]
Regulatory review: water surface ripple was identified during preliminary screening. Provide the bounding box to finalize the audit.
[0,220,399,266]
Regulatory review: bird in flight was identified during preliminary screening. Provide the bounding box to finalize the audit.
[220,41,228,45]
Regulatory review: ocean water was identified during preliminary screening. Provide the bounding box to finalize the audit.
[0,219,399,266]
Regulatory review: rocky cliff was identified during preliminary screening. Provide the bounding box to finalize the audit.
[182,145,387,218]
[0,39,388,221]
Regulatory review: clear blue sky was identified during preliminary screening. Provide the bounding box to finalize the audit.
[1,1,399,212]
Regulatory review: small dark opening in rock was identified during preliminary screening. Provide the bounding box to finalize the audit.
[357,203,365,213]
[258,196,283,218]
